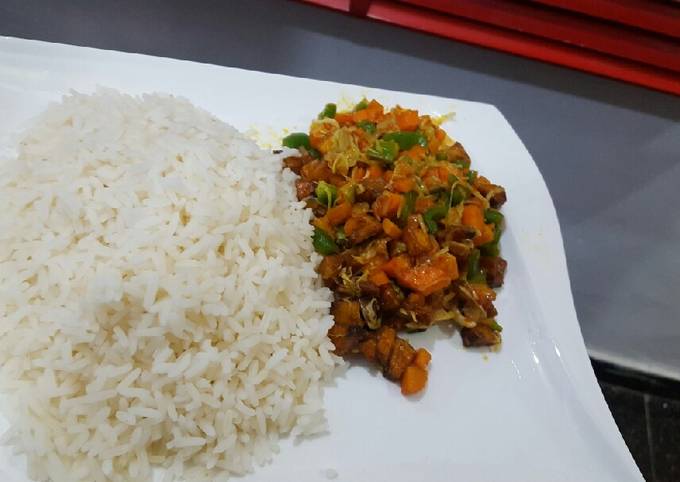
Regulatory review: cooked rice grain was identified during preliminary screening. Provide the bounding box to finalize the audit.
[0,89,338,481]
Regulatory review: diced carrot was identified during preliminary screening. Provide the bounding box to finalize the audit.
[433,252,459,280]
[462,204,482,225]
[327,203,353,226]
[414,196,434,214]
[474,175,491,189]
[421,167,445,191]
[429,137,441,155]
[382,255,411,279]
[373,192,404,219]
[462,204,494,246]
[402,145,427,162]
[343,217,357,237]
[383,170,393,182]
[438,163,463,180]
[401,365,428,396]
[352,99,384,123]
[382,218,403,239]
[351,166,366,182]
[369,270,390,286]
[399,264,451,296]
[300,160,332,182]
[437,165,450,183]
[367,164,384,179]
[435,127,446,141]
[413,348,431,370]
[391,176,415,193]
[334,112,354,125]
[313,216,334,236]
[395,108,420,131]
[478,224,495,245]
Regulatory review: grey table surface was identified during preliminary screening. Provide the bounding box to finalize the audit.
[2,0,679,378]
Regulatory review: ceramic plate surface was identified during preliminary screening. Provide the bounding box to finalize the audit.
[0,37,643,482]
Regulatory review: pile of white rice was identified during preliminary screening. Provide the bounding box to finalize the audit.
[0,89,338,481]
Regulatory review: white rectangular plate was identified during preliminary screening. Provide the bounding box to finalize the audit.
[0,37,643,482]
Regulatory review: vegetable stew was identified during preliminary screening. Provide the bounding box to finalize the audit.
[282,99,508,396]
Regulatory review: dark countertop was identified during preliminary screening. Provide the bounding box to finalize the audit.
[2,0,680,374]
[599,373,680,482]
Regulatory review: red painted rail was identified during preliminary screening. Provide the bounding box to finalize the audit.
[531,0,680,39]
[399,0,680,72]
[299,0,680,96]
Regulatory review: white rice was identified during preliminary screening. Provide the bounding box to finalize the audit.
[0,89,339,481]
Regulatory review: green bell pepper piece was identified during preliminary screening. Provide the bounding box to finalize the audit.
[312,228,339,255]
[315,181,337,209]
[282,132,311,150]
[318,103,337,119]
[357,120,377,134]
[399,191,417,224]
[367,139,399,163]
[484,208,503,226]
[466,249,486,283]
[382,131,427,150]
[354,99,368,111]
[423,204,449,233]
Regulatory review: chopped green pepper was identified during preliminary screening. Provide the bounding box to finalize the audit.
[315,181,337,209]
[318,103,337,119]
[423,204,448,233]
[484,208,504,226]
[367,139,399,163]
[466,249,486,283]
[452,158,471,169]
[399,191,417,224]
[307,147,321,159]
[448,185,466,207]
[480,242,500,257]
[312,227,339,255]
[467,169,477,184]
[382,132,427,150]
[282,132,311,150]
[488,319,503,332]
[354,99,369,111]
[357,120,377,134]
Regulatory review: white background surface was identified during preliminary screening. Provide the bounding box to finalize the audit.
[0,37,643,482]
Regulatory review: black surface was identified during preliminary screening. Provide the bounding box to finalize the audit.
[593,359,680,400]
[598,360,680,482]
[647,394,680,482]
[600,382,653,481]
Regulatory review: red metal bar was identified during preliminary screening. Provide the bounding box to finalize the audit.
[398,0,680,72]
[350,0,372,15]
[531,0,680,39]
[299,0,680,96]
